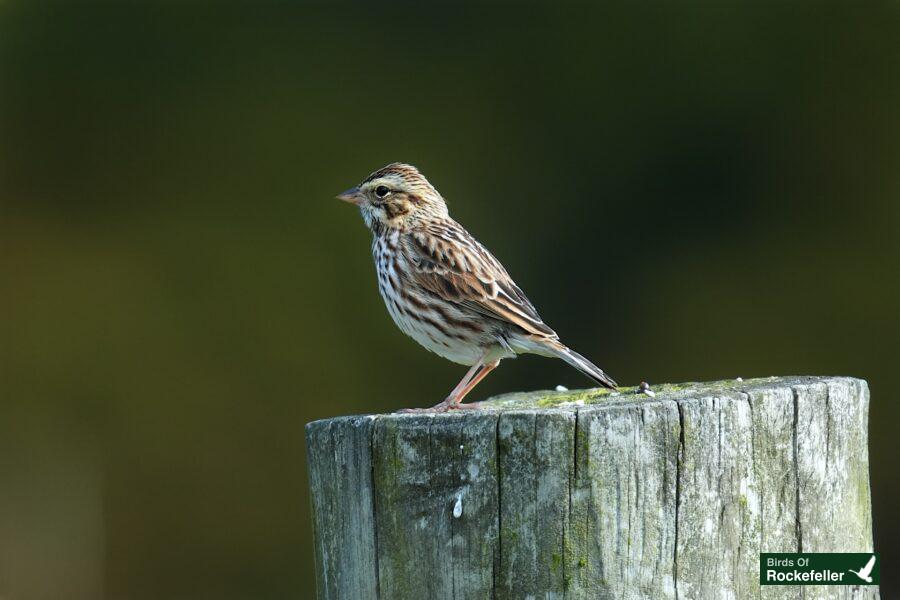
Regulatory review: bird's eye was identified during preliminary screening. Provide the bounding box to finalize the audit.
[375,185,390,198]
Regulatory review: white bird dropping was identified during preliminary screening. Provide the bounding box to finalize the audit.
[452,494,463,519]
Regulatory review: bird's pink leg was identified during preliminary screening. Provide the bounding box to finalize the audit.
[396,361,484,414]
[444,359,499,410]
[443,362,486,405]
[396,352,499,413]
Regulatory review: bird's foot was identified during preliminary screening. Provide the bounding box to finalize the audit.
[395,398,483,413]
[448,401,482,410]
[395,406,433,414]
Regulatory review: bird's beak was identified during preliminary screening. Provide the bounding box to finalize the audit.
[336,187,363,206]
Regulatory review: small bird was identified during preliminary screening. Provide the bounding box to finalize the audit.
[337,163,617,411]
[848,555,876,583]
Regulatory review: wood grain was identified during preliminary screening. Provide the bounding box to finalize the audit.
[306,376,877,599]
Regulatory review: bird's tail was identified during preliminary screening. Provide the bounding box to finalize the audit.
[552,344,618,390]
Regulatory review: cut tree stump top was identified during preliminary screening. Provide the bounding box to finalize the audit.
[306,376,877,600]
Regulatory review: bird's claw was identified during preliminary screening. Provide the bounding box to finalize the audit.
[395,399,482,414]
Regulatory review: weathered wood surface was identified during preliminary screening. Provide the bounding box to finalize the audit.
[306,376,877,599]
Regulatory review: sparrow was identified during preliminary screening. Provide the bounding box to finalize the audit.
[337,163,617,411]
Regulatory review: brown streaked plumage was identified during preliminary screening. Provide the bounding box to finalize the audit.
[337,162,617,411]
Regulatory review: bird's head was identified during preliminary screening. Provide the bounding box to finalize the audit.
[336,163,448,232]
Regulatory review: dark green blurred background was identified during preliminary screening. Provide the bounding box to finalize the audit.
[2,2,898,598]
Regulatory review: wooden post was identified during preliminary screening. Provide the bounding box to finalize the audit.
[306,376,877,599]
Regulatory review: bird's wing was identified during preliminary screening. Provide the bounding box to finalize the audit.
[402,220,557,338]
[861,555,876,576]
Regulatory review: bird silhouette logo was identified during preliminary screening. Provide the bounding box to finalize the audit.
[847,555,876,583]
